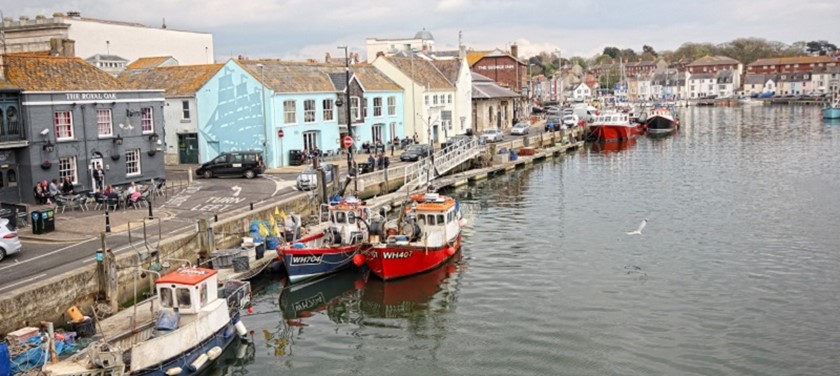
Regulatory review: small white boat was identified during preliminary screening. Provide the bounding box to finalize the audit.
[43,268,251,375]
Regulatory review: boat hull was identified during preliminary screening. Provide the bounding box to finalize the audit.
[587,124,639,142]
[279,244,361,283]
[822,107,840,119]
[645,115,677,135]
[135,315,240,375]
[366,234,461,280]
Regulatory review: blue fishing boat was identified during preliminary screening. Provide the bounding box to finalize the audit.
[277,197,369,283]
[822,98,840,120]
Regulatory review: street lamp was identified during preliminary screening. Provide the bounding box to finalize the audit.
[337,46,357,192]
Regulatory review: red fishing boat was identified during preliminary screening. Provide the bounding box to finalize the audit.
[363,192,465,280]
[586,111,643,142]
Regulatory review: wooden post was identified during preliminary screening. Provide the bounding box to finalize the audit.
[197,218,209,260]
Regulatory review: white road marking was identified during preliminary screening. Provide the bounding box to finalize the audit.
[232,186,242,197]
[0,273,47,291]
[0,238,98,272]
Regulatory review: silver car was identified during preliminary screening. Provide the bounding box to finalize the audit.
[510,122,531,135]
[480,129,505,143]
[296,164,336,191]
[0,218,21,262]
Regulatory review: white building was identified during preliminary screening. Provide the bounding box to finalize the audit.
[1,12,213,66]
[373,56,457,144]
[572,83,592,102]
[365,29,435,63]
[687,73,716,98]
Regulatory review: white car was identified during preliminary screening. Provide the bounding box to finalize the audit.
[510,122,531,135]
[0,218,21,262]
[480,129,505,143]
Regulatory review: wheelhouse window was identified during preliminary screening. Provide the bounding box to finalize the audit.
[141,107,153,133]
[126,149,141,176]
[284,100,296,124]
[58,156,78,184]
[96,109,112,137]
[304,99,316,123]
[177,288,192,309]
[323,99,334,121]
[160,287,173,307]
[54,111,73,140]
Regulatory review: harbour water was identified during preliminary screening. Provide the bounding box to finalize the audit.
[214,106,840,375]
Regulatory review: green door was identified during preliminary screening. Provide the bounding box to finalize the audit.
[178,134,199,164]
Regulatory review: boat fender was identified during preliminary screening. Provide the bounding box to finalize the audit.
[235,320,248,337]
[207,346,223,361]
[224,324,235,338]
[236,343,249,359]
[188,354,209,372]
[165,367,183,375]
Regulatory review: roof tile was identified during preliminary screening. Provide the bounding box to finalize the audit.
[119,64,223,97]
[4,54,125,91]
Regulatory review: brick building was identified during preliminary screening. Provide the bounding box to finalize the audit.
[746,56,837,74]
[470,48,527,93]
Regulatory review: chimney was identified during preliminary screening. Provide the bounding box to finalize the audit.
[66,11,81,18]
[510,43,518,58]
[62,39,76,57]
[49,38,62,56]
[325,52,331,63]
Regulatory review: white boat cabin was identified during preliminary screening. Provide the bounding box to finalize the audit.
[155,267,219,315]
[319,199,367,246]
[593,112,630,125]
[411,193,460,247]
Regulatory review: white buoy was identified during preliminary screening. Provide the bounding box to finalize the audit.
[236,343,248,359]
[165,367,182,375]
[234,320,247,337]
[189,354,208,372]
[207,346,223,360]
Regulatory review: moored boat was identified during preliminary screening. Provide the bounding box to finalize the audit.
[585,111,642,142]
[43,267,251,376]
[277,197,369,284]
[364,192,465,281]
[645,106,679,136]
[822,98,840,119]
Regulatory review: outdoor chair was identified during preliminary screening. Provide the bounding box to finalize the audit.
[105,196,120,211]
[55,195,87,213]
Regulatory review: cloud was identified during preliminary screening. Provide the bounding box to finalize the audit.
[436,0,470,12]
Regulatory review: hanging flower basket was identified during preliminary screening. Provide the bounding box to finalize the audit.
[147,150,157,157]
[40,160,52,170]
[110,154,121,161]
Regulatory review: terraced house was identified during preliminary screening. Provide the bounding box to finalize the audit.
[120,63,223,165]
[0,53,165,204]
[196,59,404,168]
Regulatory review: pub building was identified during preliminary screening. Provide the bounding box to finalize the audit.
[0,53,165,204]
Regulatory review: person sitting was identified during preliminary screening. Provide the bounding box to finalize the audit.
[33,182,49,204]
[127,181,137,195]
[128,191,143,208]
[48,179,60,201]
[60,177,74,195]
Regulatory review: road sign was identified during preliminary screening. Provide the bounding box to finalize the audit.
[343,135,353,148]
[277,129,284,138]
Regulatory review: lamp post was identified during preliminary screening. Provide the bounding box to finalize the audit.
[338,46,357,192]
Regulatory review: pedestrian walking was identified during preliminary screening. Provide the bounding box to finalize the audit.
[94,163,105,191]
[367,154,375,172]
[376,153,384,170]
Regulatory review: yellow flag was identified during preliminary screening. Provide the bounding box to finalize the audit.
[268,215,276,227]
[259,222,268,237]
[280,210,287,221]
[273,224,281,236]
[274,207,280,216]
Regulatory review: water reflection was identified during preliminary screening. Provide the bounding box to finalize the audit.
[202,337,255,376]
[360,254,461,319]
[278,270,367,320]
[587,138,636,153]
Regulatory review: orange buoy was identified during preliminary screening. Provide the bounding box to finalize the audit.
[446,247,456,256]
[352,253,365,267]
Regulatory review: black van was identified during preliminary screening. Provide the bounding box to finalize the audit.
[196,151,264,179]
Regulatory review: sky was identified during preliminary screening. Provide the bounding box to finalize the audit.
[4,0,839,61]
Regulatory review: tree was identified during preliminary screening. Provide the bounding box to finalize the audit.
[568,56,588,71]
[642,45,658,58]
[602,47,620,59]
[673,42,718,62]
[806,40,838,55]
[620,48,638,62]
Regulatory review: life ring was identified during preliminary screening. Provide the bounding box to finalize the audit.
[385,228,398,237]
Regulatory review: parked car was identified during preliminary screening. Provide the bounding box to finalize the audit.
[196,151,264,179]
[296,164,336,191]
[510,122,531,135]
[441,134,474,149]
[480,128,505,143]
[562,114,580,128]
[400,144,433,162]
[546,115,562,131]
[0,218,21,262]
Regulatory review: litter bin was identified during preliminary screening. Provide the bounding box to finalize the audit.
[288,150,305,166]
[31,211,44,234]
[41,209,55,233]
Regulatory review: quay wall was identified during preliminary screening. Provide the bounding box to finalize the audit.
[0,127,580,333]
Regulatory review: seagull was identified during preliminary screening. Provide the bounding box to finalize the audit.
[625,219,647,235]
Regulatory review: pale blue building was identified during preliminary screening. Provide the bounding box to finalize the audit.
[196,59,404,168]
